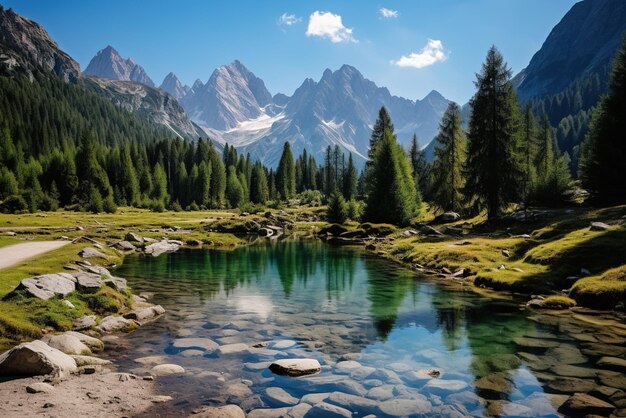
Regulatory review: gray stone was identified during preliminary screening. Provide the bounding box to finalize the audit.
[546,377,597,394]
[366,385,395,401]
[304,402,351,418]
[74,272,103,292]
[104,276,128,291]
[115,241,136,251]
[269,359,321,377]
[96,315,135,333]
[123,305,165,322]
[63,331,104,352]
[325,391,379,415]
[125,232,144,242]
[422,379,469,395]
[334,360,362,374]
[43,334,92,355]
[79,247,107,259]
[26,382,55,394]
[17,273,76,300]
[0,340,77,378]
[265,387,299,406]
[72,315,96,330]
[144,240,180,257]
[61,299,75,308]
[71,355,111,366]
[442,211,461,221]
[487,401,534,417]
[218,343,249,354]
[172,337,219,352]
[378,396,432,416]
[300,392,331,405]
[151,364,185,376]
[272,339,296,349]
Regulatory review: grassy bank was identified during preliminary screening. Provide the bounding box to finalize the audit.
[0,208,247,349]
[364,204,626,309]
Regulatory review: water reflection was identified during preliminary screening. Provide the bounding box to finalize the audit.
[112,241,624,417]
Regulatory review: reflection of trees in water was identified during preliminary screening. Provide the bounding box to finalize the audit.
[429,285,538,401]
[364,257,417,340]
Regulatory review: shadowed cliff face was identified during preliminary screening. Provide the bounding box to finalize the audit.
[514,0,626,101]
[0,6,80,82]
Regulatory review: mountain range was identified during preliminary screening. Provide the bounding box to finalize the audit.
[85,53,450,167]
[2,0,625,169]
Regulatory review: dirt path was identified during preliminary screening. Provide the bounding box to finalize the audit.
[0,241,70,270]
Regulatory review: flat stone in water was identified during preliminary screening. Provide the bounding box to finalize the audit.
[422,379,469,395]
[172,338,218,352]
[218,343,248,355]
[487,400,534,417]
[325,391,379,415]
[558,393,616,416]
[305,402,351,418]
[366,385,394,401]
[545,377,597,394]
[193,405,246,418]
[300,392,331,405]
[269,359,321,377]
[550,363,598,378]
[272,340,296,349]
[151,364,185,376]
[513,337,559,349]
[378,397,432,417]
[598,356,626,372]
[134,355,169,365]
[334,360,362,373]
[265,387,299,406]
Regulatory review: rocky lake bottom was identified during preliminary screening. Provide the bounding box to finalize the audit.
[106,241,626,417]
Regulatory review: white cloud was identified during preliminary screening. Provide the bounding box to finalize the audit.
[392,39,449,69]
[306,11,356,43]
[278,13,301,29]
[378,7,398,19]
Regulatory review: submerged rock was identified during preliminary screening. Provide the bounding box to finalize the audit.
[172,337,219,352]
[192,405,246,418]
[378,397,432,416]
[265,387,299,406]
[0,340,77,378]
[304,402,351,418]
[151,364,185,376]
[558,393,615,416]
[269,359,321,377]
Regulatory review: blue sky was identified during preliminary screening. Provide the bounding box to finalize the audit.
[4,0,577,104]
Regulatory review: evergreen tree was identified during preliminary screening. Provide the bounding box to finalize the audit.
[536,114,555,184]
[364,128,418,226]
[343,153,358,200]
[579,36,626,202]
[464,46,523,219]
[431,102,467,212]
[368,107,394,161]
[119,144,140,206]
[75,133,111,205]
[276,142,296,200]
[152,163,168,203]
[226,166,244,208]
[520,104,538,207]
[208,143,226,208]
[196,161,212,207]
[249,162,269,204]
[326,190,348,224]
[409,134,427,194]
[0,167,18,199]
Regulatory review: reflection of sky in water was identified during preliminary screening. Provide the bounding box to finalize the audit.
[110,242,622,417]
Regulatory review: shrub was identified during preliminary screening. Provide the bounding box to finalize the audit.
[327,191,348,224]
[299,190,323,206]
[38,195,59,212]
[347,199,362,221]
[149,199,165,212]
[169,200,183,212]
[103,193,117,213]
[0,195,28,214]
[189,202,200,211]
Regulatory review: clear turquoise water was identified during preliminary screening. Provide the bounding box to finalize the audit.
[109,240,625,417]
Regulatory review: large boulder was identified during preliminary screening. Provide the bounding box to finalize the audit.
[269,359,321,377]
[73,315,96,330]
[15,273,76,300]
[115,241,136,251]
[0,340,77,378]
[74,272,103,293]
[144,240,180,257]
[43,333,92,355]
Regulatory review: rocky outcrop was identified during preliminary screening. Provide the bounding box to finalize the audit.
[0,340,77,378]
[0,7,80,82]
[14,273,76,300]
